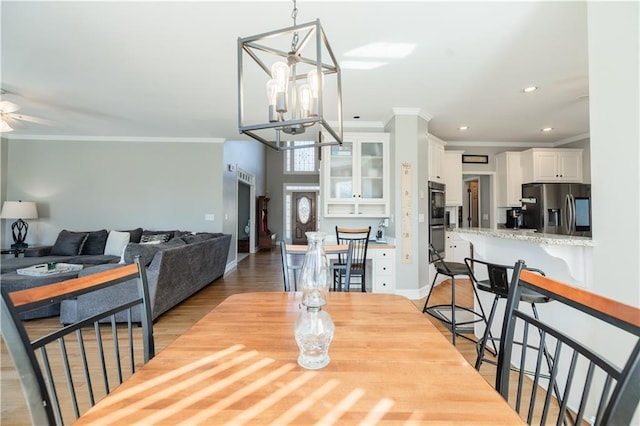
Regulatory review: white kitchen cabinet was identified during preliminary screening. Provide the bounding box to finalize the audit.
[521,148,583,183]
[370,248,395,293]
[443,150,463,206]
[322,133,389,217]
[495,152,523,207]
[428,135,445,183]
[445,232,471,263]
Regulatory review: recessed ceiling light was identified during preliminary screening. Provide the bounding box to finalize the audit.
[458,126,469,131]
[523,86,538,93]
[344,43,416,59]
[541,127,553,132]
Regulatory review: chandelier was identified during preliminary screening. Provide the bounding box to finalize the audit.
[238,0,343,151]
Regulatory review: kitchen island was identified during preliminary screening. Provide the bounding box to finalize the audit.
[451,227,594,285]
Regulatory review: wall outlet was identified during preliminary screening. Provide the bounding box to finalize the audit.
[205,214,215,221]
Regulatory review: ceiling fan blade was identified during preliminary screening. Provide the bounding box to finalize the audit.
[0,101,20,113]
[9,113,55,126]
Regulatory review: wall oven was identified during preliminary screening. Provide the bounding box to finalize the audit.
[428,181,446,256]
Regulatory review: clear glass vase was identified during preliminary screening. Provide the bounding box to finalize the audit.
[299,231,330,308]
[294,304,335,369]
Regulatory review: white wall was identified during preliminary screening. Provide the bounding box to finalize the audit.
[2,139,224,247]
[588,2,639,306]
[588,2,639,422]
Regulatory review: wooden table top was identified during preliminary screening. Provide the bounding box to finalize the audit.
[286,244,349,254]
[76,292,523,425]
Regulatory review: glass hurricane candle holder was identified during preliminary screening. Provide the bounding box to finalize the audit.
[294,303,334,369]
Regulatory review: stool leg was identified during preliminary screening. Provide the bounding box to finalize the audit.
[422,273,439,313]
[471,282,498,355]
[475,295,499,370]
[451,277,456,346]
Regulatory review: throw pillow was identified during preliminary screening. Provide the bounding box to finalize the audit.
[140,233,171,243]
[50,230,88,256]
[119,227,143,244]
[80,229,109,255]
[104,230,131,257]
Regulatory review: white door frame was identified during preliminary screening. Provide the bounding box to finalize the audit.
[237,167,256,254]
[462,171,497,229]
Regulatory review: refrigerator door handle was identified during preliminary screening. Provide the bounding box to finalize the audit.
[570,194,576,233]
[564,194,572,235]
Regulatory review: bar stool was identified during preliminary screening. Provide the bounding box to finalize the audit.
[422,244,491,346]
[465,257,567,421]
[464,257,551,369]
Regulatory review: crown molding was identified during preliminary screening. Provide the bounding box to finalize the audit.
[445,140,561,148]
[385,108,433,127]
[553,133,590,147]
[6,134,226,143]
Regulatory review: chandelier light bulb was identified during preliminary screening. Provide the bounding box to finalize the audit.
[298,84,313,117]
[307,69,322,97]
[271,62,290,113]
[266,79,279,122]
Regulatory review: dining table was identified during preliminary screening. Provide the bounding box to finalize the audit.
[75,292,523,425]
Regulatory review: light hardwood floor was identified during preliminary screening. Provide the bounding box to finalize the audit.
[0,250,526,424]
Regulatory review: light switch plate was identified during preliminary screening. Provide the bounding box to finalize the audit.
[205,214,215,221]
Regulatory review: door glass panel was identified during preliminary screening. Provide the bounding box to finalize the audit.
[297,197,311,224]
[330,142,353,199]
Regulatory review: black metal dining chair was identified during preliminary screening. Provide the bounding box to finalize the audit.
[497,260,640,425]
[422,244,491,346]
[333,226,370,292]
[1,258,155,426]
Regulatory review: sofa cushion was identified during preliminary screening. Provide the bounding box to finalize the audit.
[181,233,216,244]
[140,233,171,243]
[104,230,130,256]
[142,230,178,239]
[50,230,88,256]
[80,229,108,255]
[119,227,143,244]
[123,238,186,265]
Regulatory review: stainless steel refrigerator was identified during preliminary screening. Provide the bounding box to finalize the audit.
[521,183,592,237]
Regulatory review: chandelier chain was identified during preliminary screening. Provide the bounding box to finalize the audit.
[290,0,299,52]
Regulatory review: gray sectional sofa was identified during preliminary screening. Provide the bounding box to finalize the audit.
[1,229,231,321]
[60,233,231,323]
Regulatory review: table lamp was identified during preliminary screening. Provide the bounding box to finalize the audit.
[1,200,38,249]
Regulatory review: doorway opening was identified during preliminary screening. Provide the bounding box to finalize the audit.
[237,167,256,263]
[461,173,495,229]
[284,184,320,244]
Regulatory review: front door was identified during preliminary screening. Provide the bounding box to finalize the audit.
[292,192,317,245]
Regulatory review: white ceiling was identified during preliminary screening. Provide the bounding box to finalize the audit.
[1,1,590,145]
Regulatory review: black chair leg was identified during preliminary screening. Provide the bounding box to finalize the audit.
[422,273,440,313]
[470,282,497,357]
[451,277,457,346]
[475,295,499,370]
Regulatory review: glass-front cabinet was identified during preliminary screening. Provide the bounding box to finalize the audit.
[322,133,389,217]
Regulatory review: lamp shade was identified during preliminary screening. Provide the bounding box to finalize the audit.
[0,201,38,219]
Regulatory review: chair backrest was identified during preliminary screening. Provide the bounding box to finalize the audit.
[280,241,304,292]
[428,243,454,275]
[497,260,640,425]
[465,258,512,297]
[335,226,370,272]
[1,258,155,425]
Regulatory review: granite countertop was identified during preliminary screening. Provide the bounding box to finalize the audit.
[450,227,595,247]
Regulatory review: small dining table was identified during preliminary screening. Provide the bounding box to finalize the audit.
[75,292,523,425]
